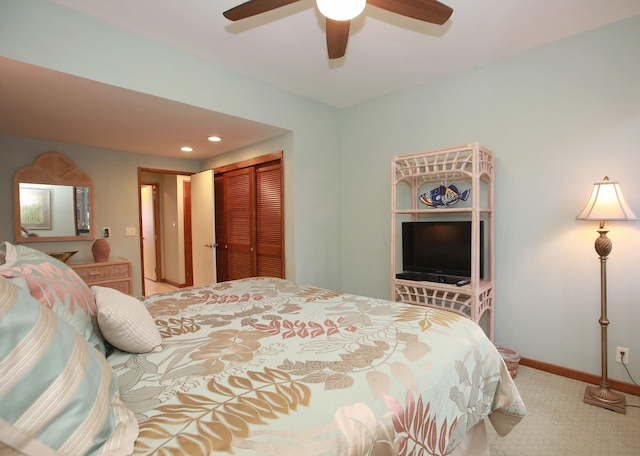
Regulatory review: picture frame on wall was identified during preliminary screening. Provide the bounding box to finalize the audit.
[20,187,51,230]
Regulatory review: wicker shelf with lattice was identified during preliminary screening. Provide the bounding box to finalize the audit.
[391,143,495,340]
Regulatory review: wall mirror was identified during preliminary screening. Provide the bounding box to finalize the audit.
[13,151,95,242]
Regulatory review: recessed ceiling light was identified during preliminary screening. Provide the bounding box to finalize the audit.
[207,136,222,142]
[181,146,193,152]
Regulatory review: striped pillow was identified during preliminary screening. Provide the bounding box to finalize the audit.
[0,276,138,455]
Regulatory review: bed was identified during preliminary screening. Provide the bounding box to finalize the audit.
[0,242,526,455]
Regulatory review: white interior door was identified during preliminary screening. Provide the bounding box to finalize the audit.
[141,185,157,281]
[191,170,217,286]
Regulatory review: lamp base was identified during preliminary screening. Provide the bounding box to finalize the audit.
[583,384,626,414]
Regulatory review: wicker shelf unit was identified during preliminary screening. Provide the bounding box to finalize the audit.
[391,143,495,340]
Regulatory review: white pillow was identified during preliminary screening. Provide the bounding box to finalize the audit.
[92,285,162,354]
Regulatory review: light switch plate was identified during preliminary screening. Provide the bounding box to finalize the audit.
[125,227,136,236]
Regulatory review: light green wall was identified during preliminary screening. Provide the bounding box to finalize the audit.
[2,0,639,384]
[0,136,200,295]
[338,15,640,383]
[0,0,343,291]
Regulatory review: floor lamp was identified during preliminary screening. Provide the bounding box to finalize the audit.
[576,176,636,414]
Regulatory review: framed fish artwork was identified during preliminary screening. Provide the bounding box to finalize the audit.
[419,183,470,207]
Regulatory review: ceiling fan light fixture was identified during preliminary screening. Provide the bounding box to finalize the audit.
[316,0,366,21]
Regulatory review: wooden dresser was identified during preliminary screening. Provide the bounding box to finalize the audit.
[71,258,133,295]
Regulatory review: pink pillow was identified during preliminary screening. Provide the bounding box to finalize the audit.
[0,242,105,354]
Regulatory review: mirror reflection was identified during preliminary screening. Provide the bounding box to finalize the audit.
[14,152,95,243]
[76,186,91,235]
[18,183,91,238]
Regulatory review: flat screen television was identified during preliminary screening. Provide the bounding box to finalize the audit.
[401,221,484,279]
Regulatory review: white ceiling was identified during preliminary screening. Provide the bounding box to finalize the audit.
[49,0,640,108]
[3,0,640,159]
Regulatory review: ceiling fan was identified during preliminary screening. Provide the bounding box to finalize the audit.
[223,0,453,59]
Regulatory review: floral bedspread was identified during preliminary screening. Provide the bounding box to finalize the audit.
[108,277,525,455]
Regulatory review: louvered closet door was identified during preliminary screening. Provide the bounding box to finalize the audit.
[255,162,284,278]
[225,167,256,280]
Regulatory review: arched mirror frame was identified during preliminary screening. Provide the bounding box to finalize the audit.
[13,151,95,242]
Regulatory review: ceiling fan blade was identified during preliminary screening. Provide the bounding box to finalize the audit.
[326,19,351,59]
[367,0,453,25]
[223,0,302,21]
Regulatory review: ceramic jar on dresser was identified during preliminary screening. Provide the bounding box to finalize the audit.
[71,258,133,295]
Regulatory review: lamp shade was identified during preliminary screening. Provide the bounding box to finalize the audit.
[576,176,637,221]
[317,0,366,21]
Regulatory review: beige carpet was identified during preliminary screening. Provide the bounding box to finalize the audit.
[487,366,640,455]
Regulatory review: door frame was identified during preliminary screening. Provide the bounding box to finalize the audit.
[137,168,194,296]
[183,179,193,287]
